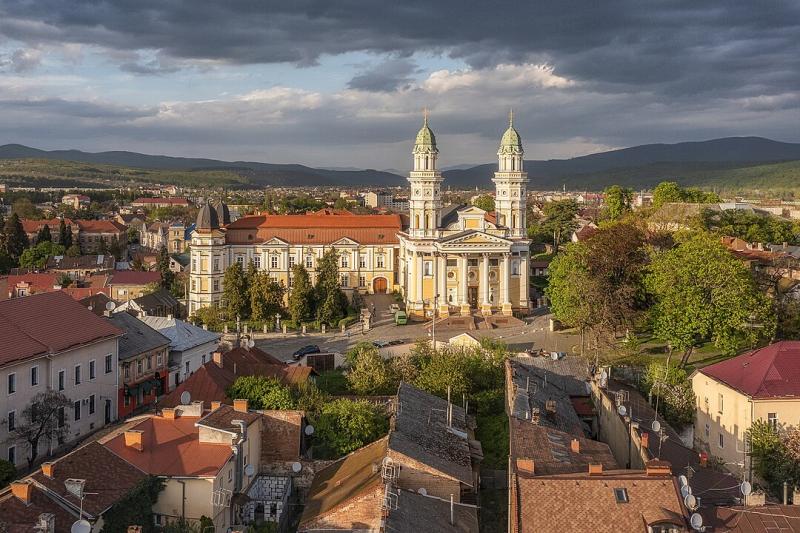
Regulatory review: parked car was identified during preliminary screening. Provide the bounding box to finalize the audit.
[389,303,401,313]
[292,344,321,359]
[372,340,390,348]
[394,310,408,325]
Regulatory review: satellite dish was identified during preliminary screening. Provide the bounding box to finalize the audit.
[105,301,116,311]
[678,475,688,487]
[684,494,697,510]
[247,339,255,348]
[600,370,608,381]
[244,464,255,476]
[681,485,692,498]
[551,352,559,361]
[651,420,661,433]
[71,520,91,533]
[417,488,427,495]
[304,424,315,436]
[690,513,703,531]
[741,481,752,496]
[180,391,191,405]
[291,462,302,473]
[617,405,627,417]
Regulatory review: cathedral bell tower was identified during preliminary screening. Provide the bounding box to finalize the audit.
[492,110,528,239]
[408,110,443,238]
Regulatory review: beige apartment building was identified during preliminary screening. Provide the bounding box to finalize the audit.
[692,341,800,474]
[0,291,121,468]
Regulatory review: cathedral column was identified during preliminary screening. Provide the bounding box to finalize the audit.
[437,253,449,318]
[406,250,416,308]
[480,253,492,316]
[415,252,424,306]
[519,252,530,311]
[459,254,470,316]
[501,252,513,316]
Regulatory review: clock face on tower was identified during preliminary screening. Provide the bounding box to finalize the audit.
[415,189,420,196]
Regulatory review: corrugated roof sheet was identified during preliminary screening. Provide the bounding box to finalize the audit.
[699,341,800,399]
[139,316,220,352]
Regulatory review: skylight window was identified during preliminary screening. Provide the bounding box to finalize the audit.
[614,488,629,503]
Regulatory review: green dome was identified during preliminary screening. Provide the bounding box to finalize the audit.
[413,112,438,154]
[498,110,523,154]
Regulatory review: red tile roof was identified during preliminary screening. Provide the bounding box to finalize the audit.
[109,270,161,285]
[75,219,126,233]
[61,287,111,300]
[707,505,800,532]
[0,291,123,368]
[21,218,73,234]
[103,415,233,477]
[226,212,402,245]
[0,483,75,533]
[4,273,60,295]
[698,341,800,399]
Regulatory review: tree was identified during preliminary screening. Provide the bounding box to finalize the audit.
[222,262,249,320]
[603,185,633,221]
[156,247,175,289]
[645,231,775,366]
[288,264,314,323]
[346,342,395,395]
[749,420,800,498]
[2,213,29,261]
[250,271,286,321]
[226,376,296,410]
[0,458,15,488]
[414,347,470,398]
[192,306,224,331]
[58,219,69,245]
[652,181,685,209]
[99,476,164,533]
[18,241,65,269]
[315,248,348,325]
[473,195,495,212]
[639,361,696,428]
[36,223,52,243]
[540,199,579,252]
[333,197,353,210]
[65,244,81,257]
[62,223,73,249]
[312,399,388,458]
[11,198,42,219]
[4,390,72,468]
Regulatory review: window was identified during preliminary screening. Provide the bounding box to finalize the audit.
[512,260,520,276]
[31,365,39,387]
[717,393,724,414]
[7,410,15,431]
[359,255,366,269]
[213,279,220,292]
[89,360,96,380]
[718,433,724,448]
[157,353,163,366]
[359,275,366,288]
[704,397,709,412]
[74,400,81,421]
[614,488,629,503]
[253,256,261,269]
[377,255,385,269]
[289,256,296,268]
[340,274,349,288]
[202,354,206,364]
[705,423,710,438]
[58,370,65,391]
[423,261,433,277]
[270,255,279,269]
[89,394,96,415]
[57,407,65,428]
[191,279,197,291]
[489,258,499,267]
[192,258,197,272]
[213,258,220,272]
[468,258,478,267]
[185,361,190,376]
[7,373,15,394]
[768,413,778,430]
[74,365,81,385]
[8,445,15,464]
[124,364,130,379]
[341,255,349,269]
[137,359,143,375]
[305,255,313,269]
[105,354,113,374]
[147,356,152,370]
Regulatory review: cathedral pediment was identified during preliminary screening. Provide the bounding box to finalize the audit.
[263,236,291,246]
[438,230,512,247]
[331,237,360,246]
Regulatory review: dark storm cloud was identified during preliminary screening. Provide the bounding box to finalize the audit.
[347,58,418,92]
[1,0,799,95]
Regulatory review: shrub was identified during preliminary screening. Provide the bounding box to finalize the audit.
[312,399,389,458]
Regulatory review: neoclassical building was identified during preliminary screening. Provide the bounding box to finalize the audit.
[188,115,530,318]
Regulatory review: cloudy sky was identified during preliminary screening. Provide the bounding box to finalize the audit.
[1,1,799,170]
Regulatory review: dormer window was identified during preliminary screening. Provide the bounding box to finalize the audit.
[614,488,628,503]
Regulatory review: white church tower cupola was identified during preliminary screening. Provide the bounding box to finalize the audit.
[408,110,443,238]
[493,110,528,238]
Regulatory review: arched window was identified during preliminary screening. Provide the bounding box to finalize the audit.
[511,214,516,229]
[415,214,420,229]
[511,158,516,171]
[425,156,429,170]
[426,214,431,230]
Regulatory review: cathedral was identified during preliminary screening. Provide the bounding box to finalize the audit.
[187,113,530,319]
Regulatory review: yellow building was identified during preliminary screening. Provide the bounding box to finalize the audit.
[691,341,800,475]
[399,111,531,317]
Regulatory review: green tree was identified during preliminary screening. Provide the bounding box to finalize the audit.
[5,390,72,468]
[58,218,69,245]
[414,347,470,398]
[226,376,296,410]
[333,197,353,210]
[603,185,633,221]
[2,213,29,261]
[11,198,42,219]
[36,223,52,243]
[346,342,395,395]
[639,361,696,428]
[250,271,286,321]
[652,181,685,209]
[540,199,579,252]
[315,248,348,325]
[472,194,495,212]
[192,306,224,331]
[18,241,65,269]
[312,399,388,458]
[62,223,73,249]
[0,458,15,488]
[645,231,775,366]
[156,247,175,289]
[222,262,249,320]
[65,243,81,257]
[749,420,800,498]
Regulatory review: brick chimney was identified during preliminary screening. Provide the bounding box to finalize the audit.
[162,408,176,420]
[210,401,222,411]
[588,464,603,476]
[10,480,33,504]
[570,439,580,453]
[41,462,55,478]
[233,399,248,413]
[124,429,144,451]
[212,351,224,367]
[645,460,672,476]
[516,458,535,475]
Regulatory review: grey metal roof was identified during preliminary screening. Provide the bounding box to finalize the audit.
[195,202,219,230]
[139,316,220,353]
[107,312,171,360]
[385,488,479,533]
[133,288,179,312]
[389,382,473,485]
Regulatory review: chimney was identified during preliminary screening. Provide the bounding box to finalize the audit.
[11,480,33,504]
[212,351,223,368]
[124,429,144,451]
[645,461,671,477]
[36,513,55,533]
[641,432,649,449]
[233,399,248,413]
[515,458,535,475]
[746,490,766,507]
[210,401,222,411]
[570,439,580,454]
[588,464,603,476]
[162,408,176,420]
[41,462,55,478]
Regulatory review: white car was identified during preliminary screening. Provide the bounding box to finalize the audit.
[389,303,400,313]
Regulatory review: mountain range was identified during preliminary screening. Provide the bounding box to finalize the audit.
[1,136,800,191]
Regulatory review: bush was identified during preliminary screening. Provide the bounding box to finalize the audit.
[338,315,359,329]
[226,376,296,410]
[312,399,389,458]
[346,343,396,395]
[751,420,800,498]
[640,361,696,428]
[315,370,350,395]
[0,459,16,488]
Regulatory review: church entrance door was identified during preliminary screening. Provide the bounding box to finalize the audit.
[468,287,479,309]
[373,277,388,293]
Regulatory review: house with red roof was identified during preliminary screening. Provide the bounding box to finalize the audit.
[0,291,123,468]
[692,341,800,475]
[108,270,162,300]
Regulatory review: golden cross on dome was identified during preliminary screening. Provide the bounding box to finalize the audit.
[423,107,429,125]
[509,108,514,126]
